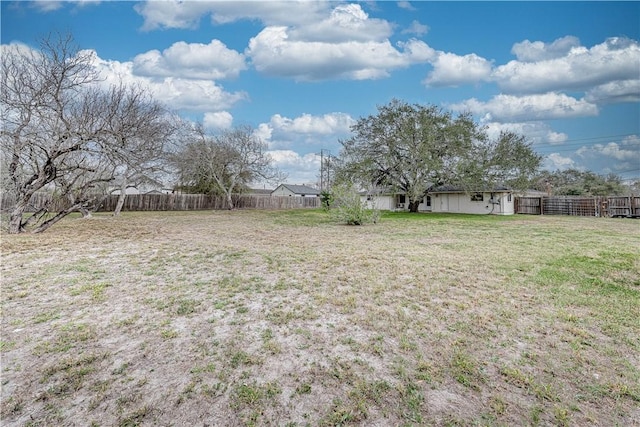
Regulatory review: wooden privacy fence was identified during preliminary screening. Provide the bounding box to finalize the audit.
[1,193,320,213]
[97,194,321,211]
[515,196,640,218]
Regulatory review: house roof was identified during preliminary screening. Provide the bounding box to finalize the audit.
[359,184,512,196]
[273,184,321,195]
[248,188,273,195]
[428,185,511,193]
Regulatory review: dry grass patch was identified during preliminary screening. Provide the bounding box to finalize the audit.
[1,210,639,426]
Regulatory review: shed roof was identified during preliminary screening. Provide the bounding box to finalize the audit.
[273,184,321,195]
[428,185,511,193]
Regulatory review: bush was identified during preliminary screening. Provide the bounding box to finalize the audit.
[320,190,334,212]
[328,184,380,225]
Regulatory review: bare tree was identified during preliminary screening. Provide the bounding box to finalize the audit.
[173,125,285,209]
[1,33,174,232]
[103,85,178,216]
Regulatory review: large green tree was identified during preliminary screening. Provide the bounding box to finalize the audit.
[338,99,541,212]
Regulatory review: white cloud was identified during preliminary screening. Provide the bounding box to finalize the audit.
[544,153,576,171]
[135,0,330,30]
[585,79,640,103]
[267,150,321,184]
[424,52,493,87]
[397,1,416,11]
[577,141,640,162]
[397,39,437,61]
[269,150,318,167]
[622,134,640,147]
[571,135,640,174]
[151,78,247,111]
[449,92,598,122]
[247,26,433,81]
[494,37,640,94]
[269,113,354,134]
[482,122,568,146]
[258,112,354,149]
[31,1,64,12]
[402,20,429,36]
[136,2,432,82]
[132,40,246,80]
[134,1,214,30]
[203,111,233,130]
[289,4,392,43]
[89,51,248,112]
[254,123,273,144]
[511,36,581,62]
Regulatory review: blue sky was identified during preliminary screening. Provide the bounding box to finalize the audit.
[2,1,639,185]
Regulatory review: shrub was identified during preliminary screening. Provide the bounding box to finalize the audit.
[320,190,334,211]
[329,184,380,225]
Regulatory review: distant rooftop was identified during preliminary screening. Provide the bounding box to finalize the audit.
[273,184,321,195]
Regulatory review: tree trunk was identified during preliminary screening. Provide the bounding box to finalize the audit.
[225,192,235,210]
[8,200,28,234]
[31,204,81,233]
[114,192,126,216]
[79,207,92,218]
[408,199,421,212]
[113,181,128,216]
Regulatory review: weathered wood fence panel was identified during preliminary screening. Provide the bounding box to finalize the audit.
[515,196,640,218]
[1,193,321,213]
[514,197,541,215]
[98,194,321,211]
[606,196,640,218]
[542,196,599,216]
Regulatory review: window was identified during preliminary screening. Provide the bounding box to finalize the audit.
[470,193,484,202]
[425,196,431,207]
[507,193,512,202]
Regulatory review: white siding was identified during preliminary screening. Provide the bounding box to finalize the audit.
[431,192,514,215]
[361,195,395,210]
[271,185,293,197]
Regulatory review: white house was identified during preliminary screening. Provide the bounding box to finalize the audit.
[271,184,321,198]
[362,186,515,215]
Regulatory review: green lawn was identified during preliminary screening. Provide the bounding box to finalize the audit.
[1,210,638,426]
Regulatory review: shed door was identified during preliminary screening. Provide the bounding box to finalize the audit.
[440,194,449,212]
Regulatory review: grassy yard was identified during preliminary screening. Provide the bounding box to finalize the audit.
[1,210,639,426]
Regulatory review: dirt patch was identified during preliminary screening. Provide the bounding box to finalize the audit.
[1,210,639,426]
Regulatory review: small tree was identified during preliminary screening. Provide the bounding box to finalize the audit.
[172,125,285,209]
[320,190,334,211]
[329,183,380,225]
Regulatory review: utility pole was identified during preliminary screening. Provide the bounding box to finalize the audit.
[320,150,324,191]
[319,149,331,191]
